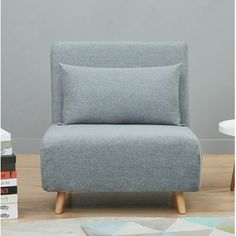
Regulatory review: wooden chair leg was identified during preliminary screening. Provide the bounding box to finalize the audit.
[230,165,235,191]
[175,192,186,214]
[55,192,66,214]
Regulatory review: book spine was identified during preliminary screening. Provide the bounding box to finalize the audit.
[1,163,15,171]
[1,141,11,150]
[0,203,18,219]
[1,171,17,179]
[1,194,18,204]
[1,147,13,156]
[1,186,17,195]
[1,178,17,187]
[1,154,16,164]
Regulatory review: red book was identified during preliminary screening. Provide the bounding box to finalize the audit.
[1,171,17,179]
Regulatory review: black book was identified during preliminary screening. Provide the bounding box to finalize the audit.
[1,186,17,195]
[1,163,15,171]
[1,154,16,164]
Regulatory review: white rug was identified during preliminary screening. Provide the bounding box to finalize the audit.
[2,217,234,236]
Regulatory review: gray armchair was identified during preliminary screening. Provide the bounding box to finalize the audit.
[40,42,202,214]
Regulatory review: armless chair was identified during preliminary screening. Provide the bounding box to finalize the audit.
[40,42,202,215]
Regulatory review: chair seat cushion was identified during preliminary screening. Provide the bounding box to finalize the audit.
[40,124,201,192]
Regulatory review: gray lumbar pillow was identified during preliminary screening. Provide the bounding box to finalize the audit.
[59,63,181,125]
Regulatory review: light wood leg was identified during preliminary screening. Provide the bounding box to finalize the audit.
[55,192,66,214]
[230,165,235,191]
[175,192,186,214]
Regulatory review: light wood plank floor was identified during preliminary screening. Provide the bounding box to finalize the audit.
[3,155,235,223]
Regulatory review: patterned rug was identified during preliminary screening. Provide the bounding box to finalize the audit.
[2,217,234,236]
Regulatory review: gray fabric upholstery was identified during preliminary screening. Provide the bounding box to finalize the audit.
[60,63,181,125]
[51,42,189,126]
[41,124,201,192]
[40,41,202,194]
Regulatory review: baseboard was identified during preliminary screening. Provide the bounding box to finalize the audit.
[12,138,234,154]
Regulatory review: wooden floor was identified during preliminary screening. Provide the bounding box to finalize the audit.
[3,155,235,223]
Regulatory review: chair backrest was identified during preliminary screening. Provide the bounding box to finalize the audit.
[51,41,189,126]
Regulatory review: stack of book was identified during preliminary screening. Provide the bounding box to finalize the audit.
[1,128,18,219]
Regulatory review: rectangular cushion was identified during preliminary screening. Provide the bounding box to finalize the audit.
[51,42,189,125]
[60,63,181,125]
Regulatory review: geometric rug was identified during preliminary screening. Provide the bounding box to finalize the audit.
[2,217,234,236]
[81,217,235,236]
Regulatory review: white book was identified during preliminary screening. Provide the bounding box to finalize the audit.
[1,147,13,156]
[1,129,11,142]
[1,178,17,187]
[1,194,18,204]
[0,203,18,219]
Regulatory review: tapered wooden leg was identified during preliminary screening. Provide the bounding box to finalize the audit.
[175,192,186,214]
[230,165,235,191]
[55,192,66,214]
